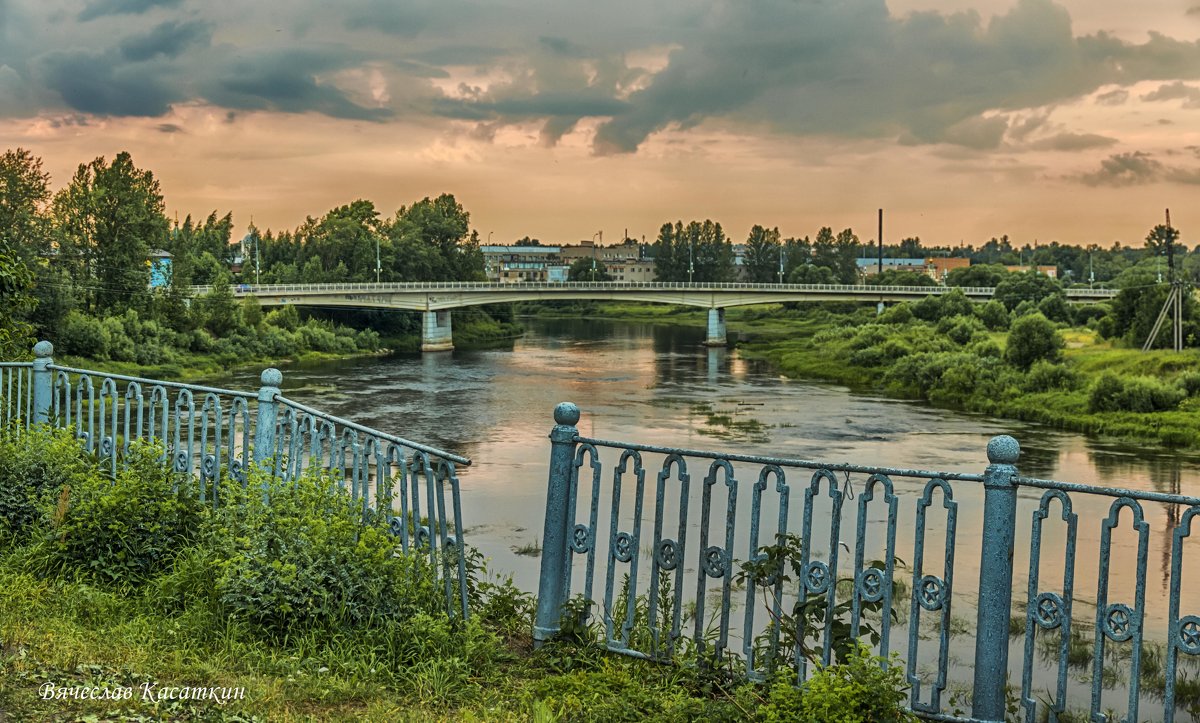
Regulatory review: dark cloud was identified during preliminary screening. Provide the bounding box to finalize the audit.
[1095,88,1128,105]
[156,122,183,133]
[342,0,442,37]
[1075,151,1200,187]
[1029,132,1118,151]
[1140,81,1200,108]
[1188,6,1200,16]
[940,116,1010,150]
[79,0,182,22]
[1078,152,1163,186]
[201,48,392,121]
[411,45,507,67]
[119,20,211,62]
[40,50,181,116]
[587,0,1200,154]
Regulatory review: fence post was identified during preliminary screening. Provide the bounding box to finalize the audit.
[972,434,1020,722]
[31,340,53,425]
[533,401,580,648]
[253,368,282,468]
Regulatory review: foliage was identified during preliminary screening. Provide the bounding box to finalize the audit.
[976,299,1010,330]
[1088,373,1185,413]
[567,257,612,281]
[1024,360,1080,392]
[736,533,900,671]
[758,647,916,723]
[202,468,446,638]
[865,270,937,287]
[993,271,1062,311]
[0,427,95,544]
[653,220,734,282]
[0,238,37,357]
[945,263,1009,288]
[743,224,784,283]
[32,442,205,587]
[1004,313,1062,370]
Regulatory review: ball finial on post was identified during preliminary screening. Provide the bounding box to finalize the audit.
[986,435,1020,465]
[553,401,580,426]
[33,340,54,358]
[260,368,283,388]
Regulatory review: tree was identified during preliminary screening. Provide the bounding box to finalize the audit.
[992,271,1062,311]
[385,194,484,281]
[567,257,611,281]
[52,152,169,313]
[652,222,684,281]
[1005,313,1062,370]
[0,148,52,260]
[788,264,836,284]
[865,270,936,287]
[0,239,36,357]
[743,225,782,282]
[945,264,1009,288]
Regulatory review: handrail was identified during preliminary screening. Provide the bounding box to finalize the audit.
[185,280,1119,298]
[275,394,471,466]
[47,365,257,399]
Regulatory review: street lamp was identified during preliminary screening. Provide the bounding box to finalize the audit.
[777,243,785,284]
[375,235,381,283]
[592,231,602,282]
[688,237,694,284]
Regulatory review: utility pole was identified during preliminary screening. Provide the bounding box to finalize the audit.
[375,234,381,283]
[1143,209,1183,352]
[877,209,883,277]
[777,241,785,284]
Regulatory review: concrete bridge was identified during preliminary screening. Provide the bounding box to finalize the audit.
[191,281,1117,351]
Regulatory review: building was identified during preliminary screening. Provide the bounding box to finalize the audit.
[1004,265,1059,279]
[607,259,656,283]
[855,256,970,283]
[481,245,565,282]
[148,250,172,288]
[925,256,971,281]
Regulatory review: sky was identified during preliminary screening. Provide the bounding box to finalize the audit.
[2,0,1199,248]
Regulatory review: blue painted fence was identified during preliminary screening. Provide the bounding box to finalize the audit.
[5,340,472,619]
[533,402,1200,723]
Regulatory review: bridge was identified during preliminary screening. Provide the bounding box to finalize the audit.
[191,281,1118,351]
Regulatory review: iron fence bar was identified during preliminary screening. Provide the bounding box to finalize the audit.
[274,394,471,466]
[1017,476,1200,506]
[575,436,987,481]
[46,365,256,399]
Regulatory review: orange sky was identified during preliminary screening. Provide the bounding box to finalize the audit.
[2,0,1199,247]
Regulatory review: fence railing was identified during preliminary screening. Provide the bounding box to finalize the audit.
[8,340,472,618]
[533,402,1200,723]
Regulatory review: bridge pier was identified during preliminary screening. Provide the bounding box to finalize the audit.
[704,308,726,347]
[421,310,454,352]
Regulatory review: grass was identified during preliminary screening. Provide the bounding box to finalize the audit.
[511,539,543,557]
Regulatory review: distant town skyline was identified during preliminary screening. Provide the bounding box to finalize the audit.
[1,0,1198,247]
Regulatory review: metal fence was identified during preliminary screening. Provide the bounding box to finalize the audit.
[532,402,1200,723]
[7,340,472,618]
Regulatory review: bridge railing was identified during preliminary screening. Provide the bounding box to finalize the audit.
[533,402,1200,722]
[9,340,472,618]
[185,280,1118,299]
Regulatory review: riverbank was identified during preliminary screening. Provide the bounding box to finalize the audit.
[533,301,1200,450]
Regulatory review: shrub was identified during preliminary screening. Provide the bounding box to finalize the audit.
[1036,293,1072,324]
[36,442,205,587]
[1004,313,1062,371]
[936,314,985,346]
[1178,371,1200,397]
[206,469,446,638]
[1024,361,1080,392]
[976,300,1010,331]
[58,310,111,359]
[758,646,916,723]
[1088,374,1186,413]
[879,303,913,325]
[0,427,95,544]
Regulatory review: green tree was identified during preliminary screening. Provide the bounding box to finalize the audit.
[1005,313,1062,370]
[0,239,36,357]
[201,272,241,337]
[0,148,52,260]
[945,264,1009,288]
[992,271,1062,311]
[567,257,611,281]
[52,152,169,313]
[743,224,782,282]
[866,270,936,287]
[788,264,837,284]
[652,221,684,281]
[385,194,484,281]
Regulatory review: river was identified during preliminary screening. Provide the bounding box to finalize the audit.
[222,315,1199,715]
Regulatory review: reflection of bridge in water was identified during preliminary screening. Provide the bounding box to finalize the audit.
[190,281,1118,351]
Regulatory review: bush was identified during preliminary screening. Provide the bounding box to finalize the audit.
[206,469,446,638]
[0,427,95,544]
[1036,293,1072,324]
[879,303,913,325]
[936,314,985,346]
[758,646,916,723]
[1004,313,1062,371]
[36,443,205,587]
[58,310,111,359]
[976,300,1010,330]
[1024,361,1080,392]
[1089,374,1186,413]
[1178,371,1200,397]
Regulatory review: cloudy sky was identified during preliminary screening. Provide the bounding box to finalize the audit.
[2,0,1199,247]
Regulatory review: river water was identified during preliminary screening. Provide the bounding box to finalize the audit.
[222,316,1199,714]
